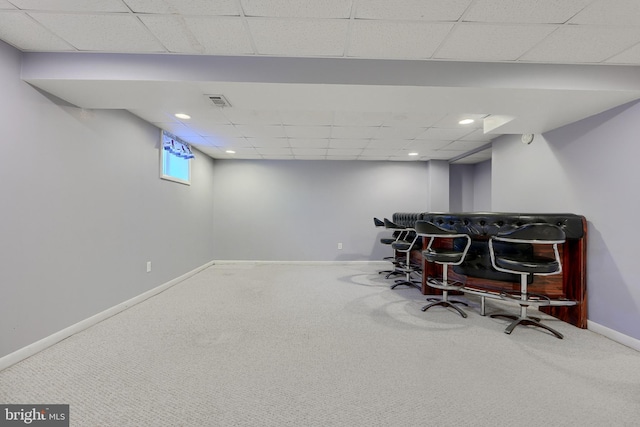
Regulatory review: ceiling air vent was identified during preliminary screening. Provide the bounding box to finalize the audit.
[206,94,231,108]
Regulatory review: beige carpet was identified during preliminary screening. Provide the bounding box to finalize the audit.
[1,263,639,426]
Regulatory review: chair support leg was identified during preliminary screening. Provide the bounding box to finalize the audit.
[490,274,562,339]
[422,268,468,317]
[390,252,420,290]
[421,300,468,318]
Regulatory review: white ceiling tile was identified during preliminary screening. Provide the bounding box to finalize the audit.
[294,155,326,160]
[0,1,17,9]
[11,0,129,12]
[404,140,451,150]
[288,138,329,148]
[236,124,286,138]
[366,140,410,150]
[196,145,225,158]
[330,126,377,139]
[291,148,327,156]
[372,126,424,140]
[417,127,473,140]
[177,135,208,146]
[124,0,239,15]
[262,154,295,160]
[522,26,640,63]
[606,43,640,65]
[246,137,290,148]
[222,109,282,125]
[241,0,353,18]
[326,148,363,156]
[197,124,244,138]
[29,13,165,52]
[224,147,260,158]
[348,20,453,59]
[284,125,332,138]
[140,16,253,54]
[255,147,293,156]
[279,110,334,125]
[358,154,392,160]
[205,136,253,148]
[327,155,359,160]
[169,116,233,136]
[0,12,73,50]
[248,18,348,56]
[355,0,471,21]
[332,111,389,126]
[328,139,369,148]
[158,122,200,137]
[569,0,640,26]
[436,23,556,61]
[463,0,592,24]
[423,151,452,159]
[383,112,445,127]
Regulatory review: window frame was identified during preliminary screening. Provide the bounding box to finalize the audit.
[160,130,192,186]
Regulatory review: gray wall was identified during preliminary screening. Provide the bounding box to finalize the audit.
[492,101,640,340]
[449,164,475,212]
[0,42,216,358]
[211,159,430,261]
[473,160,492,212]
[449,161,492,212]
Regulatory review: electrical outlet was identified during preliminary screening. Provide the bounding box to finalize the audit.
[338,242,343,250]
[146,261,152,273]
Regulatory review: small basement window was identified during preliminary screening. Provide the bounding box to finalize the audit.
[160,130,194,185]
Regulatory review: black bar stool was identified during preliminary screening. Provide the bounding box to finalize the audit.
[415,221,471,318]
[488,223,567,339]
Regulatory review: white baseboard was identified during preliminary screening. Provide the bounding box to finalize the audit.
[588,320,640,352]
[0,261,215,372]
[213,260,390,266]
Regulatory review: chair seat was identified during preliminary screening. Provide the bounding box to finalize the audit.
[423,249,465,264]
[391,240,412,251]
[380,237,396,245]
[494,255,559,274]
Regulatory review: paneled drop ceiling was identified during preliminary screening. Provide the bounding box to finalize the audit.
[3,0,640,163]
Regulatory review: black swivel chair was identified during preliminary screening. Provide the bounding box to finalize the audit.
[415,221,471,318]
[386,219,421,290]
[488,223,567,339]
[374,217,403,277]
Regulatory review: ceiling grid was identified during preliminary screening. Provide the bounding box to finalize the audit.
[2,0,640,162]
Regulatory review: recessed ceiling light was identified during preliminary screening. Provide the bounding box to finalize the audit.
[458,118,474,125]
[225,150,236,154]
[175,113,191,120]
[408,152,419,156]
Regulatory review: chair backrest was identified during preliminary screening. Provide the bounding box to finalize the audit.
[489,223,565,276]
[415,221,472,266]
[384,218,404,230]
[373,217,385,227]
[493,223,566,244]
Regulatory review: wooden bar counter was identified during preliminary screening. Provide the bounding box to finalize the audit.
[402,212,588,329]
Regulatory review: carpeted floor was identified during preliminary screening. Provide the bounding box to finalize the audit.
[1,263,639,426]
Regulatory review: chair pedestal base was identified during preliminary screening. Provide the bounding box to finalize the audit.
[422,300,468,318]
[383,270,404,278]
[423,277,468,317]
[490,309,563,339]
[391,279,421,290]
